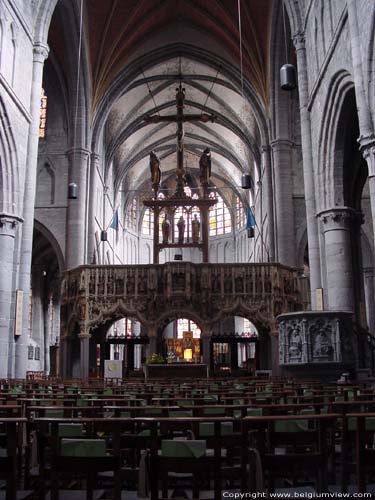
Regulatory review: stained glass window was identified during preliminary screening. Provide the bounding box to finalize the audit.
[39,87,47,138]
[177,319,201,339]
[209,193,232,236]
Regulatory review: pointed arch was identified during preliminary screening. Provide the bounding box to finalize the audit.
[0,96,19,213]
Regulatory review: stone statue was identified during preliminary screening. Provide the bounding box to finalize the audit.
[177,215,185,244]
[199,147,211,194]
[191,213,200,243]
[314,329,331,357]
[161,218,170,244]
[150,151,161,197]
[288,327,302,358]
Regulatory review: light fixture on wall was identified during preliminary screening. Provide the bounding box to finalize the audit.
[68,182,78,199]
[100,230,107,242]
[241,174,251,189]
[280,2,297,91]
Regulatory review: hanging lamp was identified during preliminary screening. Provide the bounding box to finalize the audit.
[68,182,78,199]
[241,174,251,189]
[280,2,297,91]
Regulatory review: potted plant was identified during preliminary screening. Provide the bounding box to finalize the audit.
[146,353,165,364]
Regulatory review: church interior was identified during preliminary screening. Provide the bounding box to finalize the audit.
[1,0,375,498]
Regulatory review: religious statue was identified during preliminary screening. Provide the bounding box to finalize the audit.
[288,327,302,359]
[177,215,185,244]
[149,151,161,197]
[161,218,170,244]
[313,328,332,358]
[191,213,200,243]
[199,147,211,194]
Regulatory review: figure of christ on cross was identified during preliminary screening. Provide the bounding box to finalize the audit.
[144,83,216,197]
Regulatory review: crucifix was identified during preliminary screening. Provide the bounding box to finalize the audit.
[145,83,216,197]
[143,83,217,264]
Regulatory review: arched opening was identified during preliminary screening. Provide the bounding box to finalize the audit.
[29,223,62,375]
[160,317,202,363]
[211,316,261,376]
[90,317,146,378]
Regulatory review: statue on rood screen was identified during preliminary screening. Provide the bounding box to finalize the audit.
[177,215,185,244]
[150,151,161,197]
[161,218,170,244]
[199,147,211,194]
[192,213,200,243]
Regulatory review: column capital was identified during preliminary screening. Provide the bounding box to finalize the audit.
[260,144,271,154]
[270,139,295,151]
[91,152,100,163]
[317,207,362,232]
[358,134,375,177]
[292,31,306,51]
[0,213,23,237]
[33,42,49,63]
[66,147,91,160]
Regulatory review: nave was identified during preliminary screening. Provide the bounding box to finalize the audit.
[1,375,375,499]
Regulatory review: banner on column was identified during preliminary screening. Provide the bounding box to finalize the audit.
[104,360,123,379]
[14,290,23,336]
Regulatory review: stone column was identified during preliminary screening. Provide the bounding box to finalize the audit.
[0,215,22,378]
[15,43,49,378]
[200,324,211,369]
[87,153,100,264]
[318,207,355,312]
[347,1,375,275]
[79,331,90,380]
[293,33,322,309]
[65,148,90,269]
[261,146,275,261]
[363,268,375,336]
[270,139,296,266]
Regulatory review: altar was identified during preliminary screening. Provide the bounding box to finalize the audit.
[144,363,209,379]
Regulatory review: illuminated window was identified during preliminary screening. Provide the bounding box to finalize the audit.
[177,319,201,339]
[209,193,232,236]
[142,208,154,235]
[125,197,137,231]
[236,197,246,229]
[39,87,47,138]
[243,318,258,337]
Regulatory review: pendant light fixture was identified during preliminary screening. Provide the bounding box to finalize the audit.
[280,1,297,91]
[241,174,251,189]
[68,182,78,199]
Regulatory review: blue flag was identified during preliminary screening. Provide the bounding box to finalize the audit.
[246,208,256,229]
[110,208,119,230]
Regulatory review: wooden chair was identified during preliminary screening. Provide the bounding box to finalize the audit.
[242,413,339,494]
[0,418,26,500]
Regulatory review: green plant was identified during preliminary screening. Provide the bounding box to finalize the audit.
[146,353,165,364]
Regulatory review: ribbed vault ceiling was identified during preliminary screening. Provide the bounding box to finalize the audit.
[48,0,275,196]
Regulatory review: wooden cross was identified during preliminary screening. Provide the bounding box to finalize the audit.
[144,83,216,196]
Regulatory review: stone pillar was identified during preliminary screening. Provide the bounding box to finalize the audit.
[16,43,49,378]
[270,139,296,266]
[201,324,211,367]
[293,33,322,309]
[363,268,375,336]
[66,148,90,269]
[59,334,69,378]
[318,207,355,312]
[0,215,22,378]
[87,153,100,264]
[79,331,90,380]
[261,146,275,261]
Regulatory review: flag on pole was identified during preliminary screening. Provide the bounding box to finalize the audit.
[110,208,119,231]
[246,208,255,238]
